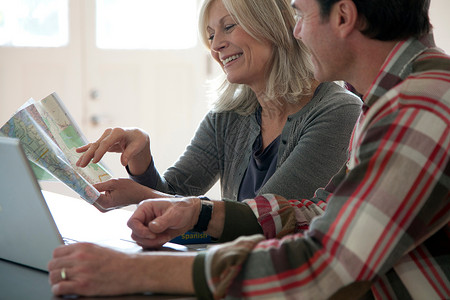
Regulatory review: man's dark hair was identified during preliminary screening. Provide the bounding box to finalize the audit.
[316,0,432,41]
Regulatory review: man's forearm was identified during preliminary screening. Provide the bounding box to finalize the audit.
[132,252,197,295]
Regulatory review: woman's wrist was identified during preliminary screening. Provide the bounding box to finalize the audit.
[128,154,152,176]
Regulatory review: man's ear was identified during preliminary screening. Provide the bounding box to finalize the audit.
[329,0,359,38]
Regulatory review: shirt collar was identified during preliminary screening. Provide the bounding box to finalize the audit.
[362,34,436,108]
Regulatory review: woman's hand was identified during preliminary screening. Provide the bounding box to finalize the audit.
[127,197,202,249]
[92,178,174,211]
[76,127,151,176]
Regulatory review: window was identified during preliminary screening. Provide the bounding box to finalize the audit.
[96,0,198,50]
[0,0,68,47]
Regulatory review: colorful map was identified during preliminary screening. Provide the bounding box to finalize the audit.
[0,93,112,204]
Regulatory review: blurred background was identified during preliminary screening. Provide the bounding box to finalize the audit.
[0,0,449,199]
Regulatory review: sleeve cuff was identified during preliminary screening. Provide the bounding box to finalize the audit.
[219,200,263,242]
[125,158,159,188]
[193,252,213,300]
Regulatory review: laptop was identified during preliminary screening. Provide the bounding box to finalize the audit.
[0,137,186,272]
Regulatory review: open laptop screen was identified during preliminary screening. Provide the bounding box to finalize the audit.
[0,137,63,271]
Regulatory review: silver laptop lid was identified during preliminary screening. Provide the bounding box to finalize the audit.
[0,137,63,271]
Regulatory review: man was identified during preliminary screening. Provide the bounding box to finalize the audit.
[49,0,449,299]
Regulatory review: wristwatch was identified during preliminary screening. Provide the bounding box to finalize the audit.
[192,196,213,233]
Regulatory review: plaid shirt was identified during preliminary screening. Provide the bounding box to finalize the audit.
[196,34,450,299]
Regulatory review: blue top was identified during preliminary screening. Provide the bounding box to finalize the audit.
[238,108,280,201]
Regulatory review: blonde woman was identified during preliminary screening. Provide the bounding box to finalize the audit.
[76,0,361,210]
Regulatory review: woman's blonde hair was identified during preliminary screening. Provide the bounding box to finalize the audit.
[199,0,315,115]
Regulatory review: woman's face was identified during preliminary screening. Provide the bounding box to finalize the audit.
[206,0,272,93]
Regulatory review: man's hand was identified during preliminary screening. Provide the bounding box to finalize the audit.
[48,243,144,296]
[48,243,196,297]
[127,197,202,248]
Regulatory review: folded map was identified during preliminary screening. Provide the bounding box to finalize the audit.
[0,92,112,204]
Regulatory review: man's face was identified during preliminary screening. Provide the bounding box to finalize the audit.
[291,0,343,82]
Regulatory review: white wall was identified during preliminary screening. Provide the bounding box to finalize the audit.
[430,0,450,54]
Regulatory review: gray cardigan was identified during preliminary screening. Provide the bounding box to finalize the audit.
[131,82,362,200]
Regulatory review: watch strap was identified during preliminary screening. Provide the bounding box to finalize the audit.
[192,196,212,233]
